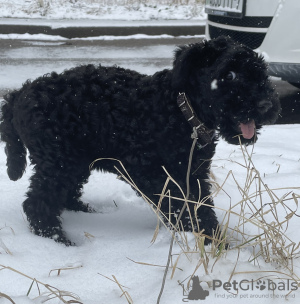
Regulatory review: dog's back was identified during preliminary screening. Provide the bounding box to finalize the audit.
[0,64,146,177]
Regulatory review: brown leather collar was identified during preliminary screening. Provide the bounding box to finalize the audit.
[177,92,215,145]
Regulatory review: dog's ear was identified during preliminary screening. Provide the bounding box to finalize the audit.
[207,35,234,51]
[172,36,233,91]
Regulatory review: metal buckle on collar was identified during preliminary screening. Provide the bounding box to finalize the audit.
[177,92,214,145]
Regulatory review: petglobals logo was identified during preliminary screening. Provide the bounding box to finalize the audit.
[179,277,298,302]
[212,279,298,292]
[181,276,210,302]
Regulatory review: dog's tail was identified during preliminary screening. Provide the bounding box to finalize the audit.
[0,92,27,181]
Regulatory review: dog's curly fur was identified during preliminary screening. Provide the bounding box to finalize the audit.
[0,36,280,245]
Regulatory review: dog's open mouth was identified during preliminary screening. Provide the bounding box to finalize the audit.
[239,120,256,139]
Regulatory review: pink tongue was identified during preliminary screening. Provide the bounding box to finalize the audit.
[239,120,256,139]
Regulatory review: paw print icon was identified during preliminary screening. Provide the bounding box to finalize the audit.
[256,280,266,290]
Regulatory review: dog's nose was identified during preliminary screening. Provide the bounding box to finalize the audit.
[258,99,273,113]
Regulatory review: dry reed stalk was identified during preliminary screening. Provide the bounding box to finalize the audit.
[49,264,83,276]
[98,273,133,304]
[0,292,15,304]
[126,257,183,271]
[90,132,300,299]
[0,225,14,255]
[0,264,83,303]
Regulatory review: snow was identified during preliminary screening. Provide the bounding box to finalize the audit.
[0,0,207,20]
[0,33,204,41]
[1,124,300,304]
[211,79,218,90]
[0,33,67,41]
[0,17,206,28]
[1,1,300,303]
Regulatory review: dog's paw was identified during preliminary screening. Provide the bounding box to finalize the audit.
[65,200,96,213]
[52,233,76,246]
[30,223,75,246]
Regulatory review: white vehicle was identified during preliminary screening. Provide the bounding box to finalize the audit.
[205,0,300,89]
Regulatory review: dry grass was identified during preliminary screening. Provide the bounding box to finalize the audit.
[1,136,299,303]
[0,264,83,303]
[0,225,14,255]
[214,140,300,270]
[49,263,83,277]
[91,136,300,300]
[0,292,15,304]
[98,273,133,304]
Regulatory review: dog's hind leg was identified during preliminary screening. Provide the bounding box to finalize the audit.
[23,167,74,245]
[23,152,92,245]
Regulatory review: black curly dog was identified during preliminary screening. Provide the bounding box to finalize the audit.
[0,36,280,245]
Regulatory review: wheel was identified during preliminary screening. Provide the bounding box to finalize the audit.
[288,82,300,89]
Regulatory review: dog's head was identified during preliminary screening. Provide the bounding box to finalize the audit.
[172,36,281,145]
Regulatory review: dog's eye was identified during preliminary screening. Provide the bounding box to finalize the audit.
[225,71,237,81]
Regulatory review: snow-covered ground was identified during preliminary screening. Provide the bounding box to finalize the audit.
[1,1,300,303]
[1,125,299,304]
[0,0,206,20]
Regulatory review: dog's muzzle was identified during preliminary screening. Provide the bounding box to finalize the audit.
[258,99,273,114]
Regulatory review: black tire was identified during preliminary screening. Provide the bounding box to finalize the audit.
[288,82,300,89]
